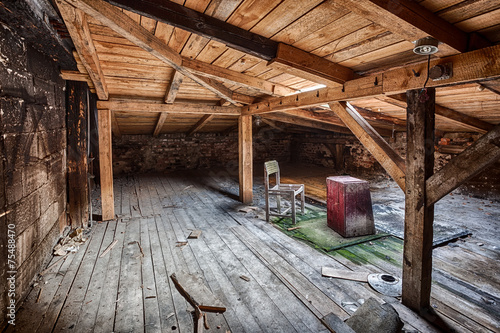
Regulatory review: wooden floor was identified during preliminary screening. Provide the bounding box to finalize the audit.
[9,168,500,333]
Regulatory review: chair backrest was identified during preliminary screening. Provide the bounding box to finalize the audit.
[264,160,280,190]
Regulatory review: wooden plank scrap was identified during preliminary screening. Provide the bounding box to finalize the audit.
[188,229,203,239]
[321,267,370,282]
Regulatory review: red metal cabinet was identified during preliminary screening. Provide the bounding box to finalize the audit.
[327,176,375,238]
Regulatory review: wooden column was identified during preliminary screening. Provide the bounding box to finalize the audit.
[67,81,89,227]
[98,108,115,220]
[402,88,435,312]
[238,115,253,203]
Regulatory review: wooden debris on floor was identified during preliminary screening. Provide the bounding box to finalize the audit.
[99,239,118,258]
[188,230,202,239]
[170,271,226,333]
[321,267,370,282]
[53,228,88,256]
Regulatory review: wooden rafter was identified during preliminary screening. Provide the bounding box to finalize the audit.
[186,114,215,137]
[426,125,500,207]
[183,58,296,96]
[351,105,406,131]
[334,0,488,55]
[97,99,241,115]
[65,0,243,105]
[243,44,500,115]
[329,102,406,190]
[261,118,284,131]
[153,112,168,137]
[102,0,356,87]
[164,70,183,104]
[56,0,108,99]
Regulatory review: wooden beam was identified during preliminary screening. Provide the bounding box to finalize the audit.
[426,125,500,207]
[104,0,278,60]
[261,119,284,131]
[194,76,243,106]
[239,115,253,204]
[55,1,108,99]
[97,108,115,221]
[97,99,241,115]
[183,58,296,96]
[164,70,183,104]
[61,70,89,82]
[268,43,355,87]
[351,105,406,130]
[186,114,214,137]
[402,87,435,313]
[110,111,121,138]
[435,105,494,134]
[67,81,89,227]
[66,0,245,104]
[244,44,500,115]
[334,0,471,55]
[153,112,168,137]
[329,102,406,190]
[263,112,353,135]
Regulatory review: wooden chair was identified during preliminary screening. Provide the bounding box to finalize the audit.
[264,160,305,224]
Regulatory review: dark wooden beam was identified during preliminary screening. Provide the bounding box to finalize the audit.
[329,102,406,190]
[426,125,500,207]
[402,87,435,313]
[67,81,89,227]
[105,0,278,60]
[186,114,214,137]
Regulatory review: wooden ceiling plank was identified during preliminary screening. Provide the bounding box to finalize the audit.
[104,0,278,60]
[97,99,241,115]
[56,0,109,99]
[386,94,495,134]
[66,0,244,105]
[183,58,296,96]
[186,114,215,136]
[333,0,470,55]
[329,101,406,190]
[426,125,500,206]
[243,44,500,115]
[268,43,356,87]
[262,112,353,135]
[164,70,184,103]
[153,112,168,136]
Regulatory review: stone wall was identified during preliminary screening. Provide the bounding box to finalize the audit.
[0,18,68,325]
[112,130,292,175]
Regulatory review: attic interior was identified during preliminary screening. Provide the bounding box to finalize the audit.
[1,0,500,332]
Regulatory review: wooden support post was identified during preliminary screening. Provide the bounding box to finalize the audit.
[402,87,435,312]
[67,81,89,228]
[239,115,253,204]
[98,108,115,220]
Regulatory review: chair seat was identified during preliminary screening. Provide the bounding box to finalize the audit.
[269,184,304,195]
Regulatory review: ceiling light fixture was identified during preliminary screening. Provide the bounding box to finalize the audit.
[412,37,439,55]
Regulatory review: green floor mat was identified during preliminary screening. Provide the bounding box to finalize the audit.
[272,206,386,252]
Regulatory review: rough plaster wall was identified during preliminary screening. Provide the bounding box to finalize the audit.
[0,21,67,324]
[112,130,292,176]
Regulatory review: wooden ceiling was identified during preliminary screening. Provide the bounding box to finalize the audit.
[57,0,500,136]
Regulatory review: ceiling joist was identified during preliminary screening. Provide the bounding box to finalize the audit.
[187,114,215,137]
[243,44,500,115]
[164,70,183,104]
[97,99,241,115]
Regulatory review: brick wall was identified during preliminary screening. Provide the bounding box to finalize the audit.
[0,21,67,324]
[112,130,292,175]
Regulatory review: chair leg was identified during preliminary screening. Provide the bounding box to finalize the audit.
[277,195,281,214]
[301,190,305,214]
[265,192,270,222]
[291,192,296,224]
